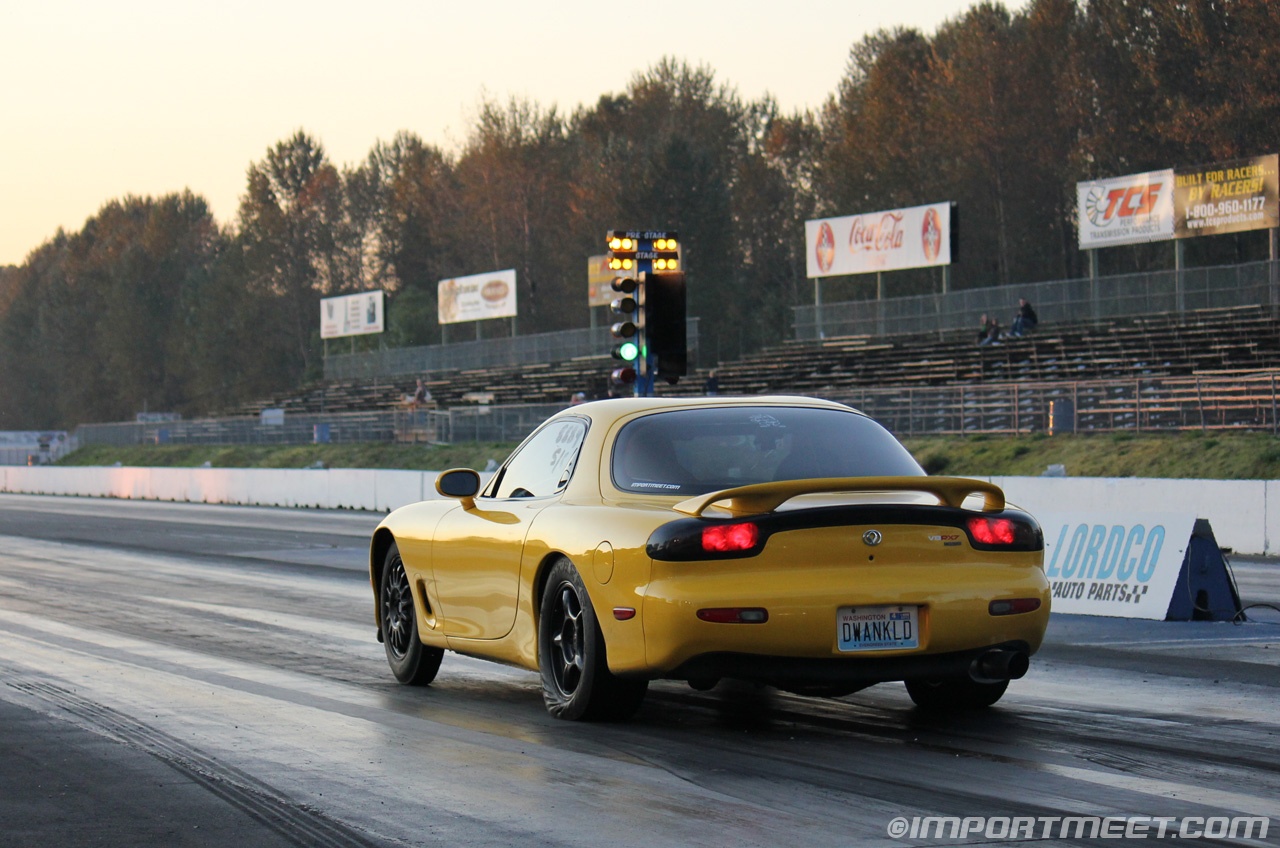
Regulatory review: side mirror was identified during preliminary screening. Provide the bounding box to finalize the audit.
[435,468,481,508]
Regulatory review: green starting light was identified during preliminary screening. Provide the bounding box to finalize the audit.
[613,340,640,362]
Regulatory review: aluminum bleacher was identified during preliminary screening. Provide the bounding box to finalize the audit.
[221,305,1280,435]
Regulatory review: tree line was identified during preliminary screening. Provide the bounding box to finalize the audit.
[2,0,1276,429]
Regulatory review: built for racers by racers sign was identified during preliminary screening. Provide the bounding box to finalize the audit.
[1037,511,1196,619]
[805,202,952,278]
[1174,154,1279,238]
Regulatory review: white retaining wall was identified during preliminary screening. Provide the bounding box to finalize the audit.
[0,467,1274,554]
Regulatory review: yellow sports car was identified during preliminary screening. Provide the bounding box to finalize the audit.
[370,396,1049,721]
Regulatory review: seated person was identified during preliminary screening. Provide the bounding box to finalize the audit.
[1011,298,1038,336]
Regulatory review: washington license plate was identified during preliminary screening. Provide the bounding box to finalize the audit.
[837,605,919,652]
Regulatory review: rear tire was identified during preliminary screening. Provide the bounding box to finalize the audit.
[538,558,647,721]
[381,542,443,686]
[905,676,1008,711]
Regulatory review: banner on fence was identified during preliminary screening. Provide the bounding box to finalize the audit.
[321,290,384,339]
[438,269,518,325]
[587,255,614,307]
[1174,154,1279,238]
[1077,169,1176,249]
[805,202,952,278]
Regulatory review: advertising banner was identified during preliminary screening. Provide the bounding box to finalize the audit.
[587,254,614,307]
[320,290,384,339]
[1174,154,1279,238]
[805,202,952,278]
[437,269,517,325]
[1038,511,1196,619]
[1076,169,1175,249]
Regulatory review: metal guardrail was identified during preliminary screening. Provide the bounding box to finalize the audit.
[794,260,1280,341]
[325,319,700,381]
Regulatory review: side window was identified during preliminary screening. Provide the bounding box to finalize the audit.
[490,419,587,499]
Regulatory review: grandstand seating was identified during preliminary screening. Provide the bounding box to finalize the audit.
[226,305,1280,420]
[710,305,1280,398]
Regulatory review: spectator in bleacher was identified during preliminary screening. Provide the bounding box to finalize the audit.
[704,370,720,396]
[1011,298,1038,337]
[570,391,587,405]
[978,314,999,346]
[411,378,431,423]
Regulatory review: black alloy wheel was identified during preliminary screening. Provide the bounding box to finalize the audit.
[548,582,586,697]
[538,558,647,721]
[380,542,443,685]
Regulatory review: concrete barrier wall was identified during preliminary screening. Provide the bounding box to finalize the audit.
[0,466,439,513]
[0,466,1274,554]
[989,476,1274,556]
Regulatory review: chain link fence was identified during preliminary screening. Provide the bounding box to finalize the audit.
[0,432,76,466]
[829,371,1280,436]
[73,369,1280,453]
[325,320,700,381]
[75,405,575,449]
[795,260,1280,341]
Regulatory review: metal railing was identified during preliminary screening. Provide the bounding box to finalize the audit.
[0,432,76,466]
[794,260,1280,341]
[73,370,1280,452]
[75,404,575,449]
[828,371,1280,436]
[325,319,700,381]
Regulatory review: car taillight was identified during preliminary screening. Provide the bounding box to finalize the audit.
[702,522,759,553]
[989,598,1042,616]
[967,516,1017,546]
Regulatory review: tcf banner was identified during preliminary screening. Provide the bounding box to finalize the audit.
[1077,169,1176,249]
[438,269,517,325]
[1174,154,1279,238]
[805,202,952,278]
[1038,511,1196,619]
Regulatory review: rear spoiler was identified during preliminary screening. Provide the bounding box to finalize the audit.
[672,476,1005,518]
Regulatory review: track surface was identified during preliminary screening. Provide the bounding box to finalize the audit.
[0,493,1277,847]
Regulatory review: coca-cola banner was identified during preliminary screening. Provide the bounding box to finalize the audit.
[1076,169,1176,249]
[437,269,518,325]
[805,202,952,278]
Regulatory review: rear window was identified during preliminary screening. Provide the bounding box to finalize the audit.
[611,406,924,496]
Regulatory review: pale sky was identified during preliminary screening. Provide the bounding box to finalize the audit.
[0,0,1027,267]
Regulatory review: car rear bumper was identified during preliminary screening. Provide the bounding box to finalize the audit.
[663,640,1034,688]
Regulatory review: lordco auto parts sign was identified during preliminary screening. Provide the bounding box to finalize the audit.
[805,202,952,278]
[1038,511,1195,619]
[1077,169,1175,249]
